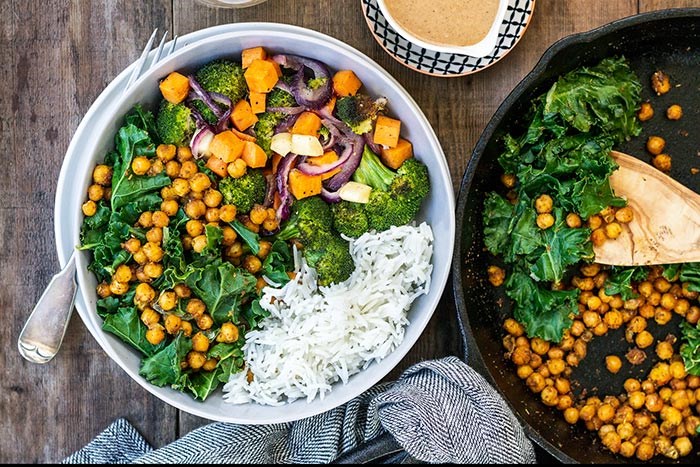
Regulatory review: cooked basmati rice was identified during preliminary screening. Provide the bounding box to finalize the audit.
[222,222,434,406]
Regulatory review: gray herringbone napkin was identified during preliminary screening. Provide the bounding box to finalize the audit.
[63,357,535,464]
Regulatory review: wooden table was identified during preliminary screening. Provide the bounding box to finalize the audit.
[0,0,694,462]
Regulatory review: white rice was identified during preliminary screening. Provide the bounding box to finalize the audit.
[222,222,434,406]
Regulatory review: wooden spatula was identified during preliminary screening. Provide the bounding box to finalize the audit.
[592,151,700,266]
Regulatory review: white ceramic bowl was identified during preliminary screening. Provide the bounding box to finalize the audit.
[376,0,508,57]
[54,23,455,424]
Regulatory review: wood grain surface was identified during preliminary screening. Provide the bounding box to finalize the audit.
[0,0,695,462]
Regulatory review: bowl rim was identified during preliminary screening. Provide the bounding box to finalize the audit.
[375,0,509,57]
[55,22,455,424]
[451,7,700,463]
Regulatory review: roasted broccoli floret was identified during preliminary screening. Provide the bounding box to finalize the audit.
[267,88,297,108]
[337,146,429,233]
[352,145,395,191]
[219,169,267,213]
[191,59,247,125]
[156,100,195,146]
[364,157,429,231]
[275,197,352,285]
[331,201,369,238]
[253,112,284,156]
[304,232,354,286]
[276,196,333,242]
[195,59,247,102]
[335,94,386,135]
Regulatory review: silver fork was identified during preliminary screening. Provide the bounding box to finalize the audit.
[18,29,179,364]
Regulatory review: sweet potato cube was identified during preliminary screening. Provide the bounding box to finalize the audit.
[373,116,401,148]
[332,70,362,97]
[230,128,257,142]
[308,150,341,180]
[231,99,259,131]
[249,92,266,114]
[266,58,282,78]
[381,138,413,169]
[242,46,267,69]
[241,141,268,168]
[206,156,229,178]
[244,59,279,93]
[159,72,190,104]
[288,169,322,200]
[209,130,244,163]
[291,112,323,137]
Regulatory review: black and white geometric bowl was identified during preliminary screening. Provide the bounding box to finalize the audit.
[361,0,536,77]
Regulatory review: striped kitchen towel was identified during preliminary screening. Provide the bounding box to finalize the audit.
[63,357,535,464]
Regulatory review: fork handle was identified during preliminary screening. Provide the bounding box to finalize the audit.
[18,252,77,364]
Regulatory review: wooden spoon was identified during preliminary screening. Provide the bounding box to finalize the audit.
[592,151,700,266]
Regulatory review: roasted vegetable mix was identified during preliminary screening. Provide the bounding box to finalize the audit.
[484,57,700,460]
[79,48,430,400]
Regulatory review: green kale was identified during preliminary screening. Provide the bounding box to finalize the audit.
[605,267,649,300]
[102,306,168,357]
[681,321,700,377]
[139,334,192,387]
[483,57,642,342]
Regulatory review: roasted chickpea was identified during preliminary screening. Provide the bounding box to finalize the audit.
[225,242,244,259]
[546,359,566,376]
[653,153,672,172]
[202,188,223,208]
[511,346,532,366]
[156,144,177,162]
[500,173,516,188]
[526,373,546,393]
[177,146,193,162]
[613,206,634,224]
[563,407,579,425]
[666,104,683,120]
[92,164,113,186]
[628,391,646,410]
[142,242,164,263]
[540,386,559,407]
[604,222,622,240]
[217,322,240,343]
[565,213,582,228]
[180,321,193,337]
[603,310,623,329]
[132,249,148,265]
[82,200,97,216]
[186,298,206,318]
[189,172,212,193]
[655,308,673,325]
[651,70,671,95]
[161,185,178,200]
[184,199,207,219]
[146,325,166,345]
[669,361,687,380]
[674,437,692,457]
[140,307,160,327]
[582,310,601,328]
[173,283,191,299]
[165,160,181,178]
[164,314,182,334]
[218,205,237,223]
[243,255,262,274]
[605,355,622,374]
[205,208,220,223]
[187,351,206,370]
[109,280,129,295]
[143,262,163,279]
[96,282,112,298]
[516,365,533,380]
[646,135,666,155]
[487,265,506,287]
[179,160,198,179]
[504,318,524,337]
[191,235,208,254]
[638,102,654,121]
[656,341,674,360]
[185,220,204,238]
[196,313,214,330]
[591,228,607,247]
[536,213,554,230]
[635,439,655,461]
[192,332,210,353]
[146,227,163,244]
[534,194,553,214]
[202,358,218,372]
[636,330,654,349]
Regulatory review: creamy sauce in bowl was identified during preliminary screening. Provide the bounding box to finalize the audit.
[384,0,500,47]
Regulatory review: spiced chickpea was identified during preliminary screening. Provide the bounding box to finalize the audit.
[526,373,546,393]
[651,70,671,95]
[635,330,654,349]
[541,386,559,407]
[666,104,683,120]
[565,213,582,228]
[503,318,524,337]
[500,173,516,188]
[534,194,553,214]
[646,136,666,155]
[638,102,654,121]
[590,228,607,247]
[653,153,672,172]
[605,355,622,374]
[487,265,506,287]
[656,341,674,360]
[536,213,554,229]
[510,346,531,366]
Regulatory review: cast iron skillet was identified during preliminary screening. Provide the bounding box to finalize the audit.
[453,8,700,464]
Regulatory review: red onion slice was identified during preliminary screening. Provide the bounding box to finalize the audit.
[323,135,364,192]
[320,188,342,203]
[275,153,298,221]
[296,140,353,176]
